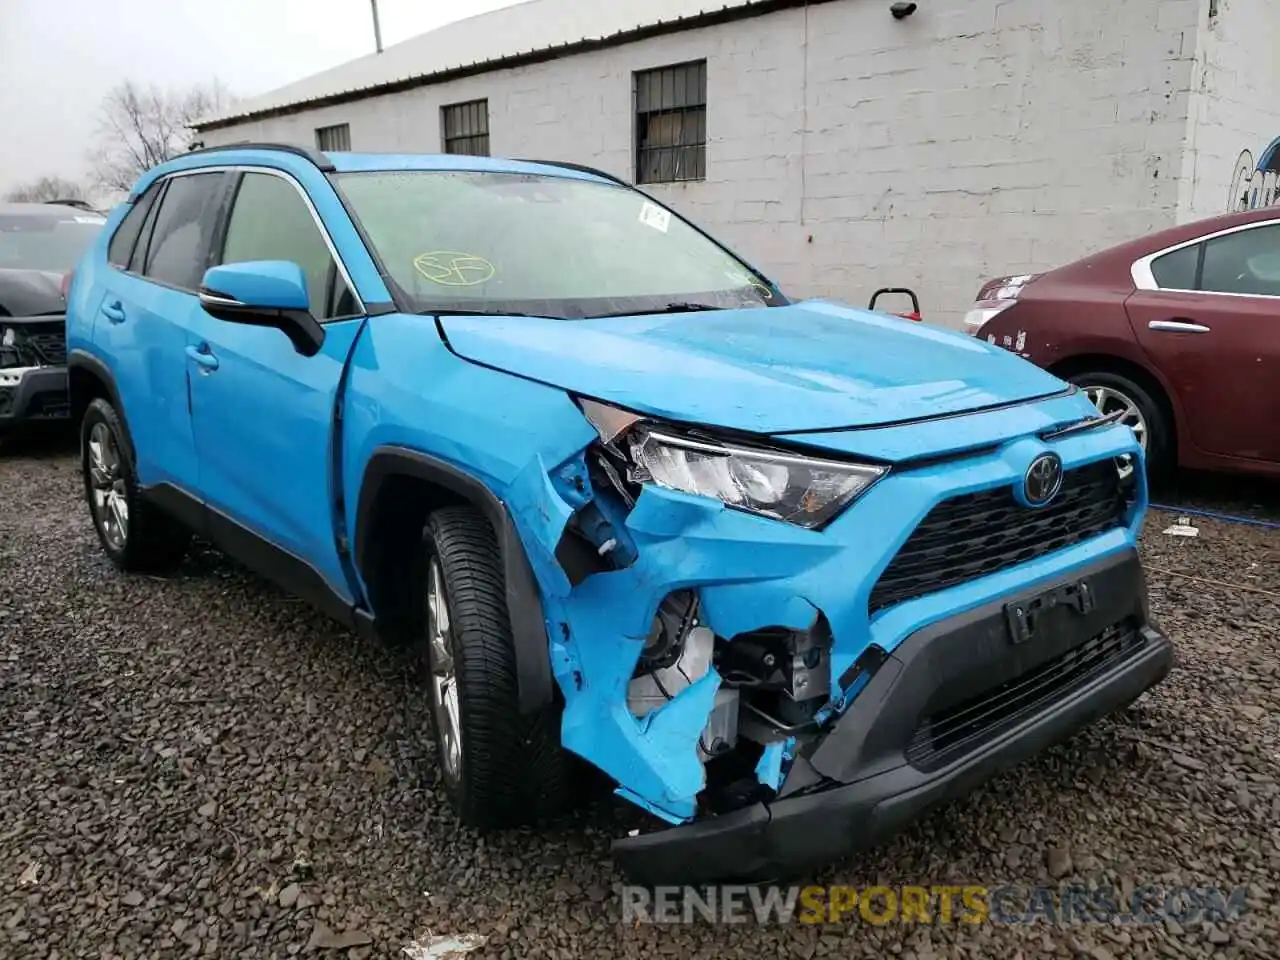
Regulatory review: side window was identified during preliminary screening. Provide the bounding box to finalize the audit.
[1199,223,1280,297]
[143,172,226,290]
[218,172,355,320]
[107,182,161,268]
[1150,243,1199,291]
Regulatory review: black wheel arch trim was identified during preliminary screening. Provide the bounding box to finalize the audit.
[67,349,134,459]
[355,446,554,715]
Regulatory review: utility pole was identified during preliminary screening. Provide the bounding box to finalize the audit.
[370,0,384,53]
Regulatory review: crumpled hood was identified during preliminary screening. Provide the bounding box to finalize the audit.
[439,299,1068,434]
[0,268,65,318]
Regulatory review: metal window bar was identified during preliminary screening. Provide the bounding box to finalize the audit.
[635,61,706,184]
[315,124,351,152]
[443,99,490,156]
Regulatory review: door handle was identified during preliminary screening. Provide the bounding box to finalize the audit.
[101,300,126,324]
[184,343,219,371]
[1149,319,1211,334]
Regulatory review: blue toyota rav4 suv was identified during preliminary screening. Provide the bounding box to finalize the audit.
[66,144,1172,883]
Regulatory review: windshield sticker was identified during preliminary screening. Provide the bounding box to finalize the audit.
[413,251,496,286]
[638,202,671,234]
[725,269,774,300]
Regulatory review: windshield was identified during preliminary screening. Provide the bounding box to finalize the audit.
[335,170,780,318]
[0,212,105,272]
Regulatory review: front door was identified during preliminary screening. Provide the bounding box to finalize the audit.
[186,169,366,601]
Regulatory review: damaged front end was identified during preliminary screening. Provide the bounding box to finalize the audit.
[0,318,70,422]
[526,398,888,826]
[500,390,1171,884]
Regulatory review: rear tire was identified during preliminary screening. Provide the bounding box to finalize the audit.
[1068,370,1173,482]
[416,505,572,829]
[80,398,191,571]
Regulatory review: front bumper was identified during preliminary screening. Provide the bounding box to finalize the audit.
[612,549,1172,884]
[0,365,70,425]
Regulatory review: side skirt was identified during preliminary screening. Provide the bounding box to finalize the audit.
[143,482,378,638]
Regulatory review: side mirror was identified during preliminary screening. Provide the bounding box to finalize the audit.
[198,261,325,357]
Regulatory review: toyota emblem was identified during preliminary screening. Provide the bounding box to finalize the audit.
[1024,453,1064,506]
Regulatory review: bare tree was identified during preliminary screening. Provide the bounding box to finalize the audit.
[89,79,234,193]
[5,176,89,203]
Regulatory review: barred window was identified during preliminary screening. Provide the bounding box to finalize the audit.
[315,124,351,152]
[442,99,490,156]
[634,61,706,184]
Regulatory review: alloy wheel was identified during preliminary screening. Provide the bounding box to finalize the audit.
[87,422,129,550]
[1082,385,1148,450]
[426,557,463,783]
[1082,384,1147,480]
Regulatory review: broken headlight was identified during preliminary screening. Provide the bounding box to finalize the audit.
[579,398,885,528]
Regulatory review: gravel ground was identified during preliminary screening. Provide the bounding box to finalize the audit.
[2,434,1277,959]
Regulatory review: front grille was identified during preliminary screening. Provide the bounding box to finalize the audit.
[906,620,1146,770]
[24,332,66,366]
[0,387,12,417]
[869,460,1126,614]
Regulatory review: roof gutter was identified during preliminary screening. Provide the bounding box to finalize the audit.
[194,0,845,131]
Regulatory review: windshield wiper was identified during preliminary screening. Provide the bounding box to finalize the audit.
[419,308,561,319]
[583,302,728,320]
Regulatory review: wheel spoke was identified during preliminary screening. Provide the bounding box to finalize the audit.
[442,680,462,773]
[432,565,450,636]
[88,437,111,488]
[109,491,129,541]
[1081,382,1148,453]
[426,555,462,780]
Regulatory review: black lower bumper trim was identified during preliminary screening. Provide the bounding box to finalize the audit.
[0,365,70,424]
[612,550,1172,885]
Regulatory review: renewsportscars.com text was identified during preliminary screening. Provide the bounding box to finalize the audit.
[621,884,1251,926]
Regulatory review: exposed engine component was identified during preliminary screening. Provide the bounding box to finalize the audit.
[0,322,66,369]
[698,689,740,760]
[552,445,642,587]
[715,622,832,702]
[715,621,834,743]
[627,591,740,760]
[638,591,699,672]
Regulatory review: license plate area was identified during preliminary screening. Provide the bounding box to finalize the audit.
[1004,577,1095,645]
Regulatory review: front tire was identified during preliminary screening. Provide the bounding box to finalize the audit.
[80,398,190,571]
[416,505,572,829]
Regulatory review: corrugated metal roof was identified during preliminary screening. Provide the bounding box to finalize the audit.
[196,0,774,129]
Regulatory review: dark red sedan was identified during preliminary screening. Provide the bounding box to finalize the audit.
[967,207,1280,480]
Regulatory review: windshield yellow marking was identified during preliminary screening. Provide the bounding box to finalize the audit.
[413,251,496,286]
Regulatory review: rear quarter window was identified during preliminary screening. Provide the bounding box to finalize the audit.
[1150,244,1199,290]
[107,184,161,268]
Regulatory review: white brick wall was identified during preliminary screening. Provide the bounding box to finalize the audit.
[1177,0,1280,219]
[204,0,1226,328]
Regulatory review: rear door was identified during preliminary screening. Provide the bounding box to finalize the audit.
[1126,219,1280,463]
[95,170,231,489]
[186,168,366,601]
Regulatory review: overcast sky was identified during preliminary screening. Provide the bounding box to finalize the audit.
[0,0,519,196]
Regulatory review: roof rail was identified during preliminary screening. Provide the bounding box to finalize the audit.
[182,141,336,172]
[512,158,629,186]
